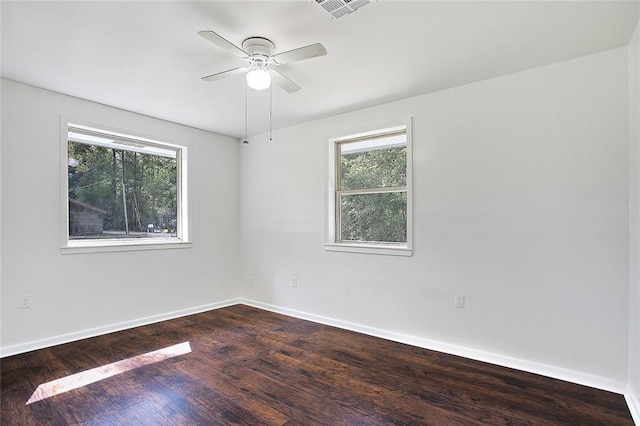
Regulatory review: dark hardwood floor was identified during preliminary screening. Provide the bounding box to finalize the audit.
[1,304,633,425]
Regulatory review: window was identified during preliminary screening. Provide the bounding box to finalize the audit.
[326,119,412,256]
[62,122,189,252]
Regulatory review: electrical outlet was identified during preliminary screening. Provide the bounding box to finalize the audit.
[19,294,30,309]
[291,277,297,288]
[455,293,465,309]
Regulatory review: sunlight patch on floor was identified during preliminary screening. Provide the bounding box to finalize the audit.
[26,341,191,405]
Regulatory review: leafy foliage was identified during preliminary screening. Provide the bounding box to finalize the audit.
[340,146,406,190]
[68,142,177,238]
[340,192,407,242]
[339,146,407,243]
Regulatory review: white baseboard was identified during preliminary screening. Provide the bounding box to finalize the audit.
[240,298,627,395]
[0,298,241,358]
[626,384,640,425]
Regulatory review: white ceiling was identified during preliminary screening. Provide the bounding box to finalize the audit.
[2,1,639,139]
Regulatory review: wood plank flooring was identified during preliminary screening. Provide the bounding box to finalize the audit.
[1,304,633,425]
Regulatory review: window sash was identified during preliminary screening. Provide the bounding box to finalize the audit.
[336,189,407,244]
[336,135,407,193]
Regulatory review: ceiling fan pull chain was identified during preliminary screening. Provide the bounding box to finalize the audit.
[269,84,273,142]
[244,83,249,144]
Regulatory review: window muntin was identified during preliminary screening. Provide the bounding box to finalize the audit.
[335,128,408,246]
[65,124,186,247]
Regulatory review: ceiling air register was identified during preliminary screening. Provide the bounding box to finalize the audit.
[314,0,372,19]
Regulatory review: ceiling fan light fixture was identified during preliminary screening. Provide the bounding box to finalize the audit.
[246,66,271,91]
[199,31,325,94]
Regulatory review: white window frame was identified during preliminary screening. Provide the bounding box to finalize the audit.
[60,119,191,254]
[325,118,413,256]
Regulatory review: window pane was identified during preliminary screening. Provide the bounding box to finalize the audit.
[340,192,407,243]
[340,145,406,190]
[68,141,177,240]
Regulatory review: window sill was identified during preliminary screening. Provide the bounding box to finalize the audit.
[61,239,193,255]
[324,243,412,257]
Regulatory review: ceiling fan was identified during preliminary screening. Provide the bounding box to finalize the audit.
[198,30,327,93]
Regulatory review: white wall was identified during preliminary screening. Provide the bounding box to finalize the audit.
[628,16,640,423]
[240,47,630,390]
[0,79,241,355]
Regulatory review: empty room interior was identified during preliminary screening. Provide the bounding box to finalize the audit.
[2,0,640,424]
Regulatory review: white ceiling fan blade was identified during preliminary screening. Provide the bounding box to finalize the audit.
[270,69,301,93]
[202,67,248,82]
[272,43,327,65]
[198,30,248,57]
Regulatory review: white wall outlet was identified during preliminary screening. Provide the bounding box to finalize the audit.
[19,294,30,309]
[455,292,465,308]
[291,277,298,288]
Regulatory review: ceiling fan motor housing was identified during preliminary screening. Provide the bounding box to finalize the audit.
[242,37,275,67]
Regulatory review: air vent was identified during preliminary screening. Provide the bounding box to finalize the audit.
[314,0,372,19]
